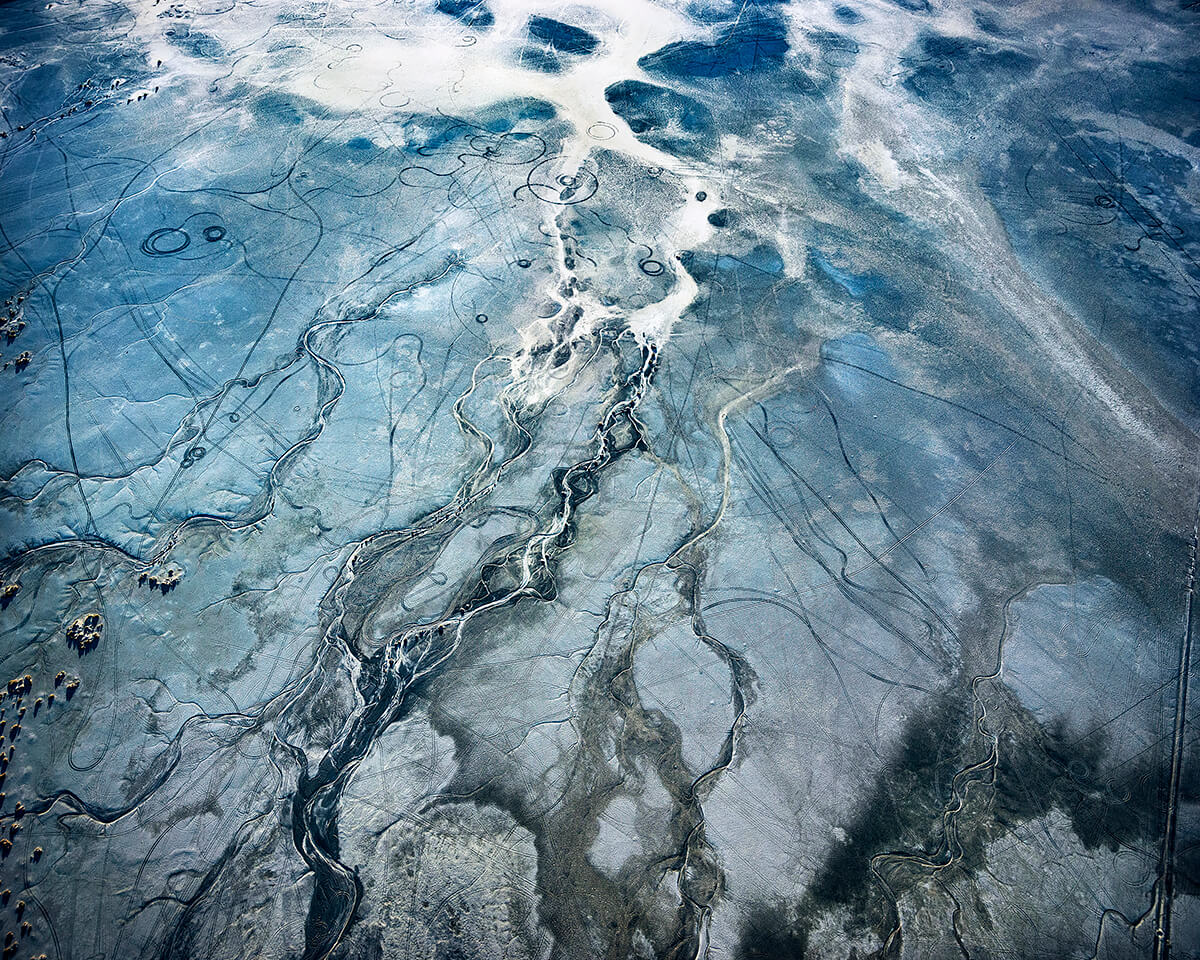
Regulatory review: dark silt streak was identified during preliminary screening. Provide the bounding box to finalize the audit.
[287,332,661,959]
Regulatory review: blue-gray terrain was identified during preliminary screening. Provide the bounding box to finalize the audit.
[0,0,1197,958]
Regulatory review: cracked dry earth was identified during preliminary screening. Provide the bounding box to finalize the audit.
[0,0,1198,958]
